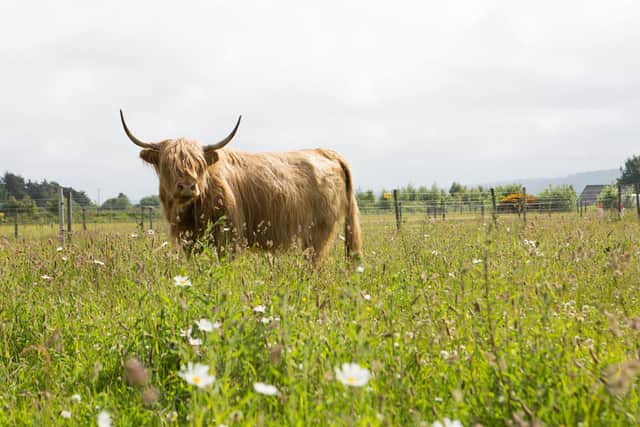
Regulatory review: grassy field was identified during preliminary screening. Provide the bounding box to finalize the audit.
[1,212,640,426]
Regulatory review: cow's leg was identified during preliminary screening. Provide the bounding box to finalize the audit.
[310,222,337,265]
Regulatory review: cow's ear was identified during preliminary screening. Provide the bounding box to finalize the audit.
[204,149,219,166]
[140,149,159,165]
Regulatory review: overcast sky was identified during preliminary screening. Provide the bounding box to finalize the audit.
[1,1,639,202]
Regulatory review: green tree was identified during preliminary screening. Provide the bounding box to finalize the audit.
[619,154,640,184]
[102,193,132,210]
[537,185,577,211]
[139,195,161,207]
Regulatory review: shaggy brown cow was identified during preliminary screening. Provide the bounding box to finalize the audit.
[120,110,362,263]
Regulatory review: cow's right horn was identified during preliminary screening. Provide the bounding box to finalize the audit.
[120,110,160,150]
[204,115,242,151]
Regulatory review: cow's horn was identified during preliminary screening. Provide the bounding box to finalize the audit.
[204,115,242,151]
[120,110,160,150]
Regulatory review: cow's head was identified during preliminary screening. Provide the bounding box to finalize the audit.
[120,110,241,206]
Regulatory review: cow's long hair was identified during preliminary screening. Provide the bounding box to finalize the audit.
[120,110,362,263]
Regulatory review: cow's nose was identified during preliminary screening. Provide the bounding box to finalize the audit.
[177,183,196,193]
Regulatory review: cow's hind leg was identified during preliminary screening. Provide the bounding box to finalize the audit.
[309,222,336,265]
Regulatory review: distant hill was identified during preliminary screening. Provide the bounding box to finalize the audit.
[482,169,620,195]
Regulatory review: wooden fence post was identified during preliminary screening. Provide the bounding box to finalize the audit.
[58,188,65,247]
[140,205,145,230]
[82,207,87,231]
[490,188,497,225]
[393,189,400,230]
[66,191,73,240]
[14,211,18,239]
[522,187,527,225]
[618,184,622,219]
[148,207,153,229]
[635,183,640,219]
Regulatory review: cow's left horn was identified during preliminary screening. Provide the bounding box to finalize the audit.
[120,110,160,150]
[204,115,242,151]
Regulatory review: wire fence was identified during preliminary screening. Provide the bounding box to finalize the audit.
[1,184,639,240]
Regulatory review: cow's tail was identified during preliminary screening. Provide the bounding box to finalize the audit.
[336,156,363,263]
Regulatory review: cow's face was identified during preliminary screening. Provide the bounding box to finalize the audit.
[120,110,241,207]
[149,139,210,207]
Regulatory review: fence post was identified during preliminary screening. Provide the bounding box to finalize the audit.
[148,207,153,229]
[522,187,527,225]
[618,183,622,219]
[140,205,145,230]
[393,189,400,230]
[14,211,18,239]
[490,188,497,225]
[66,191,73,240]
[82,207,87,231]
[635,183,640,219]
[58,188,65,247]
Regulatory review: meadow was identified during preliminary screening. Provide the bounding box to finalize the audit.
[1,211,640,426]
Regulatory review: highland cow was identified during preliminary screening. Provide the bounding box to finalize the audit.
[120,110,362,263]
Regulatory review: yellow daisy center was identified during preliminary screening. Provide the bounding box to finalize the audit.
[192,376,201,384]
[346,376,358,384]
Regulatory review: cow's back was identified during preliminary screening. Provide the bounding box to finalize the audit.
[216,149,349,249]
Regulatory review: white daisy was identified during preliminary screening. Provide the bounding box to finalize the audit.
[432,418,463,427]
[71,394,81,403]
[356,265,365,273]
[41,275,52,281]
[93,260,105,266]
[178,362,215,388]
[60,410,71,419]
[472,258,482,264]
[253,305,266,313]
[174,276,192,287]
[97,410,112,427]
[195,319,219,332]
[253,382,279,396]
[335,363,371,387]
[188,337,202,346]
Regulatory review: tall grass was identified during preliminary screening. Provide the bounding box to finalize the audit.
[1,213,639,425]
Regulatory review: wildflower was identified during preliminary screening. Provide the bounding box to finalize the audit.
[146,229,155,235]
[56,247,63,252]
[93,260,105,266]
[178,362,216,388]
[61,256,68,261]
[335,363,371,387]
[356,265,365,273]
[260,317,272,325]
[188,337,202,346]
[253,305,266,313]
[71,394,81,403]
[253,382,279,396]
[472,258,482,264]
[180,326,192,337]
[97,411,112,427]
[432,418,463,427]
[363,294,372,301]
[41,275,53,281]
[195,319,220,332]
[130,233,138,238]
[174,276,192,287]
[60,410,71,419]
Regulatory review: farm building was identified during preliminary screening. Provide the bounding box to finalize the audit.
[579,185,607,205]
